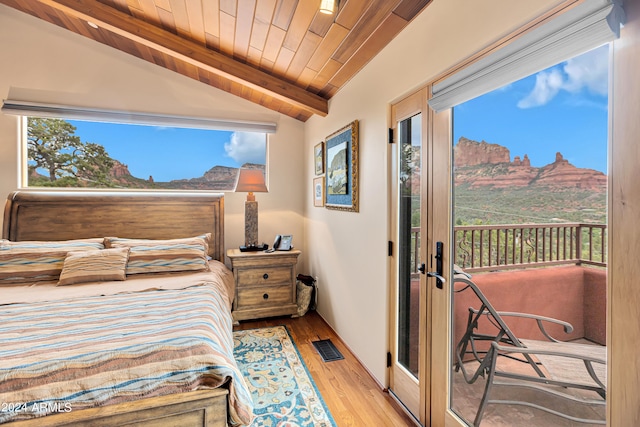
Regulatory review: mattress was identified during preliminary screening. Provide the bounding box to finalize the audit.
[0,261,253,426]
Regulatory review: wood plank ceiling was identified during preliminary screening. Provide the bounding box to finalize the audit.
[0,0,431,121]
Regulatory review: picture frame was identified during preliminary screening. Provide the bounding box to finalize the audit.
[314,142,324,175]
[313,176,325,207]
[325,120,359,212]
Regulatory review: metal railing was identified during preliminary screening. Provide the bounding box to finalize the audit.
[410,223,607,274]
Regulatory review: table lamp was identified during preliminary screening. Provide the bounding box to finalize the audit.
[234,168,268,251]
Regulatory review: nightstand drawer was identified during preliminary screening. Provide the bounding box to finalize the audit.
[237,267,291,286]
[237,285,292,307]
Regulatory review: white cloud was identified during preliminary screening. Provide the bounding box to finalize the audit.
[517,45,608,109]
[224,132,267,165]
[562,45,609,95]
[517,68,564,108]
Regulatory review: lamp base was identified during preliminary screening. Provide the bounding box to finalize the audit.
[245,200,258,247]
[239,243,268,252]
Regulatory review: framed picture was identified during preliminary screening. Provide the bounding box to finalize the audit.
[314,142,324,175]
[325,120,358,212]
[313,176,325,207]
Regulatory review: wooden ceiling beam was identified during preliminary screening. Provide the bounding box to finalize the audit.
[34,0,329,117]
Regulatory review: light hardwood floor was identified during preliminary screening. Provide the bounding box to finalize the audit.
[234,311,416,427]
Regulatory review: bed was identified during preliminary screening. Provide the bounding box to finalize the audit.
[0,191,254,427]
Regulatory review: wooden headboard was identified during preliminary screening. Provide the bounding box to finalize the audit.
[2,191,225,262]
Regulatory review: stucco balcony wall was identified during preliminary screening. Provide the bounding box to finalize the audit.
[453,265,607,352]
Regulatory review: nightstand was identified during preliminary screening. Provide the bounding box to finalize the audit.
[227,248,301,322]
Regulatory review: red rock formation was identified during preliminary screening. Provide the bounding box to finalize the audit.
[455,138,606,191]
[170,163,267,191]
[110,161,131,178]
[202,165,238,183]
[455,163,539,189]
[454,137,510,166]
[534,154,606,191]
[510,154,531,168]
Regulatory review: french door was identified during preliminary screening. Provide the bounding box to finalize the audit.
[389,90,429,424]
[389,87,451,426]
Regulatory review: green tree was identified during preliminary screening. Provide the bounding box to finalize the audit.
[27,118,115,187]
[74,142,116,186]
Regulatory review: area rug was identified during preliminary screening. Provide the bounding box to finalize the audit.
[233,326,337,427]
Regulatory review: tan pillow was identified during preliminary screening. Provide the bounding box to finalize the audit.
[104,234,210,275]
[0,238,105,284]
[57,247,130,286]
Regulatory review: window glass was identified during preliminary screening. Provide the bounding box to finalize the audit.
[450,45,608,426]
[25,118,266,190]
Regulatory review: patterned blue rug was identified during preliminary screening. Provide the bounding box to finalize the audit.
[233,326,337,427]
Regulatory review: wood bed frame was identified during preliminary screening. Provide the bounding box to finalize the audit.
[2,190,232,427]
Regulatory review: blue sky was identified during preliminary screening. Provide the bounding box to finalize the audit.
[68,121,266,182]
[453,44,609,173]
[58,45,608,182]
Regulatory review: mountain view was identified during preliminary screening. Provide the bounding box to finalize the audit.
[453,137,607,225]
[29,159,264,191]
[28,115,606,223]
[26,117,266,191]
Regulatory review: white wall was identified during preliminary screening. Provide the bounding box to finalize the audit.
[0,4,306,264]
[303,0,566,384]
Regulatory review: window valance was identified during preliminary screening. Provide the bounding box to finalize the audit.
[1,99,277,133]
[428,0,625,113]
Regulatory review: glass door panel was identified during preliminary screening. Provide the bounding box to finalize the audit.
[449,45,609,426]
[398,113,422,377]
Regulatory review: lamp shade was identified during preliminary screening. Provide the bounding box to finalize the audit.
[235,169,268,193]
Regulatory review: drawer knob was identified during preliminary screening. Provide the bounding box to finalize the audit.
[263,273,269,280]
[263,293,269,300]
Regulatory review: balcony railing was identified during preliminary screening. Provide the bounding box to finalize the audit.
[410,223,607,275]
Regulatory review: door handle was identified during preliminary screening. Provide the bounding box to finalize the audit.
[427,271,446,284]
[419,264,446,283]
[427,242,445,289]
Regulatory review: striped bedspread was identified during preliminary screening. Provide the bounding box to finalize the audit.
[0,280,254,425]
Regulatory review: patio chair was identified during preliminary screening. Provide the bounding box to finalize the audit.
[453,268,606,426]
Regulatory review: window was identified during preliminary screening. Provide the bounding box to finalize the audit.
[24,117,266,191]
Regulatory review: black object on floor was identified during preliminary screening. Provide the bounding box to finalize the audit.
[312,339,344,362]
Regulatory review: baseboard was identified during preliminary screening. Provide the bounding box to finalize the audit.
[313,311,386,391]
